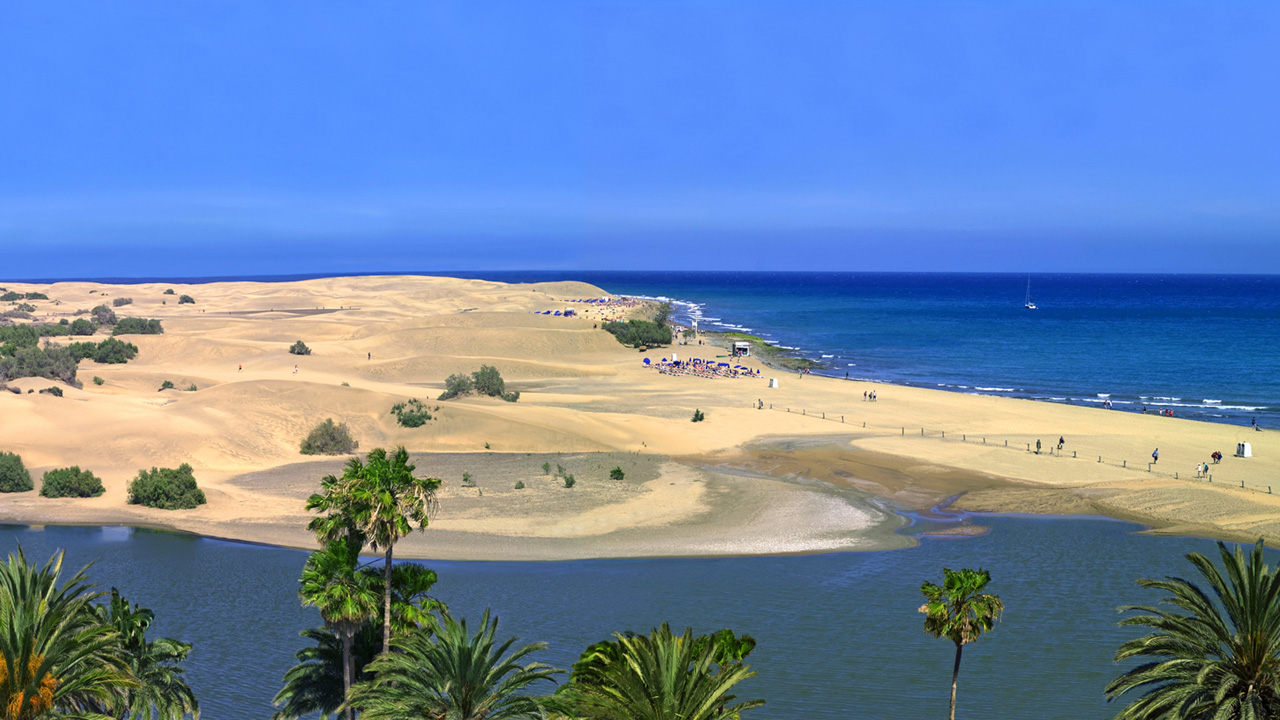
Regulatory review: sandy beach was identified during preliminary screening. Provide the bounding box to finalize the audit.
[1,275,1277,559]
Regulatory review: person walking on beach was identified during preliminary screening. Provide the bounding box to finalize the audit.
[1036,439,1042,455]
[1058,436,1065,450]
[238,364,241,373]
[1152,448,1159,464]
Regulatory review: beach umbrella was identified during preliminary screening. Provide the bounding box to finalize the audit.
[644,358,651,365]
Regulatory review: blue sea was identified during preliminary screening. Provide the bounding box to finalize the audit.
[28,271,1280,426]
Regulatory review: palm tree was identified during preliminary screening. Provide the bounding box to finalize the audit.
[94,588,199,720]
[919,567,1004,720]
[563,623,765,720]
[1106,539,1280,719]
[307,446,440,655]
[359,562,442,636]
[0,547,136,719]
[298,539,379,720]
[345,610,559,720]
[272,624,380,720]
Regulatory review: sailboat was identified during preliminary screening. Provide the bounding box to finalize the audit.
[1024,277,1037,310]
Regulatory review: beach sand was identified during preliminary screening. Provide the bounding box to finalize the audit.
[1,275,1277,559]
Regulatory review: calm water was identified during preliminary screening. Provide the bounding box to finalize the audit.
[1,517,1263,720]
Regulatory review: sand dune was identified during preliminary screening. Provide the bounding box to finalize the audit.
[1,275,1277,559]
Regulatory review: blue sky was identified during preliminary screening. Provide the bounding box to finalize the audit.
[1,1,1276,277]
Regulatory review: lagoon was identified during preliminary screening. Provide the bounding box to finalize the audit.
[0,517,1254,719]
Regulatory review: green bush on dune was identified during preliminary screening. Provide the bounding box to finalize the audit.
[113,317,164,336]
[128,464,207,510]
[289,340,312,356]
[391,399,433,427]
[300,418,359,455]
[438,365,519,402]
[603,319,672,348]
[40,466,105,498]
[0,452,33,493]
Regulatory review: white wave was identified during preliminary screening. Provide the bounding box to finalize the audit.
[1149,401,1265,411]
[821,354,835,358]
[847,363,857,367]
[1097,393,1111,398]
[1203,399,1222,404]
[975,387,1015,392]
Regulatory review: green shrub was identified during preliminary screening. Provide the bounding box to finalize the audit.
[0,345,79,386]
[0,452,33,492]
[127,464,206,510]
[23,292,48,301]
[39,466,104,498]
[289,340,311,356]
[556,464,565,477]
[15,303,34,312]
[610,466,625,481]
[88,338,139,364]
[69,318,97,336]
[462,472,474,487]
[159,380,174,391]
[0,292,19,302]
[438,373,473,400]
[163,289,175,295]
[300,418,359,455]
[514,480,525,490]
[563,474,576,489]
[692,409,705,422]
[38,386,62,397]
[439,365,518,402]
[178,295,195,305]
[391,398,433,427]
[92,376,104,386]
[91,305,117,325]
[542,462,551,475]
[603,319,672,348]
[185,384,197,392]
[113,317,164,335]
[112,297,133,307]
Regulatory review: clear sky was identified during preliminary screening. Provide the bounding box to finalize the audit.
[1,1,1277,277]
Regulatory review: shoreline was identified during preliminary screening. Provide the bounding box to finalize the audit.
[1,274,1277,561]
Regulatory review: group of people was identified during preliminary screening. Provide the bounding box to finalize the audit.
[649,358,759,380]
[862,390,878,402]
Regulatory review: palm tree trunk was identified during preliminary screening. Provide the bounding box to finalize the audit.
[950,641,962,720]
[342,624,354,720]
[383,545,394,655]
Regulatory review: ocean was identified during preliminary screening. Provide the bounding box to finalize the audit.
[25,270,1280,426]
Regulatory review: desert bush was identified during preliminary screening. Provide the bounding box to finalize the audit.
[163,289,175,295]
[91,304,118,325]
[438,373,473,400]
[692,409,705,422]
[603,319,672,348]
[112,297,133,307]
[542,462,551,475]
[556,464,565,477]
[39,466,104,498]
[0,452,33,492]
[0,292,18,302]
[501,390,520,402]
[178,295,195,305]
[69,318,97,336]
[288,340,311,356]
[88,337,139,364]
[127,464,206,510]
[563,474,576,488]
[38,386,63,397]
[462,472,474,487]
[0,344,79,386]
[159,380,174,391]
[514,480,525,490]
[113,317,164,335]
[23,292,48,301]
[299,418,359,455]
[185,384,197,392]
[391,398,433,427]
[610,466,625,481]
[15,303,34,312]
[92,376,104,386]
[0,310,33,321]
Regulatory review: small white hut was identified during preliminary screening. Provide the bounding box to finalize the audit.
[733,341,751,357]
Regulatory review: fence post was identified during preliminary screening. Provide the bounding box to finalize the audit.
[1098,456,1101,463]
[963,434,966,442]
[1073,451,1076,458]
[1242,481,1245,488]
[1004,440,1007,447]
[902,427,905,436]
[942,431,946,439]
[1026,443,1030,452]
[1175,472,1178,479]
[921,428,925,437]
[802,409,805,416]
[1123,460,1126,468]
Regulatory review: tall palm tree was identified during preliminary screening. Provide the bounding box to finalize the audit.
[563,623,765,720]
[0,547,136,719]
[358,563,442,636]
[307,447,440,655]
[919,567,1004,720]
[345,610,559,720]
[1106,539,1280,719]
[94,588,199,720]
[298,539,379,720]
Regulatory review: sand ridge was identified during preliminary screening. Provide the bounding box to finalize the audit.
[0,275,1277,558]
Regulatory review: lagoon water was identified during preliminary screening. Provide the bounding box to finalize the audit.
[1,517,1264,720]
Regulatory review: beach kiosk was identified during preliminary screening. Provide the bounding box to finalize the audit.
[733,341,751,357]
[1236,442,1253,458]
[768,378,779,389]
